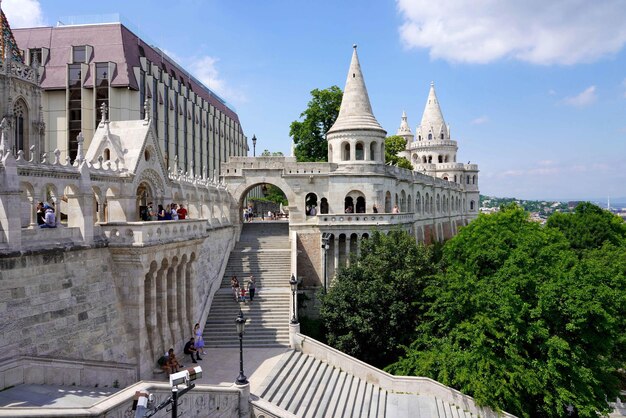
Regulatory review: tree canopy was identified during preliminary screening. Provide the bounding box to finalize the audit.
[385,205,626,417]
[319,230,437,368]
[289,86,342,162]
[385,135,413,169]
[547,201,626,253]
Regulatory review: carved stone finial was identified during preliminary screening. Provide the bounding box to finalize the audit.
[0,117,7,155]
[29,145,35,162]
[16,150,24,161]
[100,102,108,126]
[74,131,85,166]
[53,149,61,165]
[144,99,150,122]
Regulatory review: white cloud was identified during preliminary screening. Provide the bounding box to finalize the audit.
[537,160,556,166]
[562,86,597,107]
[470,116,488,125]
[188,55,247,104]
[3,0,45,28]
[396,0,626,65]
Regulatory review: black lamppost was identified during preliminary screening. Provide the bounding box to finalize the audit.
[321,233,332,292]
[252,134,257,157]
[235,309,248,385]
[289,273,298,324]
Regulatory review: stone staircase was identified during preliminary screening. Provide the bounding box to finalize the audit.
[203,221,292,347]
[258,350,479,418]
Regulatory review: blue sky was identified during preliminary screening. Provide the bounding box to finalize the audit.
[6,0,626,201]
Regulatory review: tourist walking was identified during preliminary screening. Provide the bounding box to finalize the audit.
[231,276,240,301]
[177,204,187,219]
[248,275,256,302]
[193,323,206,355]
[170,203,179,220]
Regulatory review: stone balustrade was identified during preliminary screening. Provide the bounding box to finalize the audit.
[100,219,218,247]
[0,60,37,84]
[315,212,416,226]
[292,333,517,418]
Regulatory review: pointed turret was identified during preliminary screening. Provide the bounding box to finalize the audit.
[327,45,385,135]
[397,111,413,150]
[326,45,387,165]
[417,82,449,141]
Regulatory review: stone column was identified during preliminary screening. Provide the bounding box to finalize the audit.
[156,267,168,352]
[145,271,159,360]
[177,261,189,342]
[235,382,251,418]
[167,263,180,348]
[345,235,351,267]
[333,236,340,270]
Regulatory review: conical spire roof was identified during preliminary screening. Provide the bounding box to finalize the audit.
[327,45,385,135]
[397,110,412,135]
[419,82,446,130]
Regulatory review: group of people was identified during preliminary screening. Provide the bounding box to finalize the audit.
[230,275,256,303]
[36,201,57,228]
[158,322,206,375]
[141,202,187,221]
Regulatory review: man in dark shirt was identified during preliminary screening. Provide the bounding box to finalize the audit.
[183,337,202,363]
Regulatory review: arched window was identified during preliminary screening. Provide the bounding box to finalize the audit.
[320,198,329,214]
[407,194,412,212]
[355,196,366,213]
[428,133,432,140]
[444,155,449,163]
[104,148,111,160]
[305,193,318,216]
[384,191,391,213]
[466,175,470,184]
[416,192,421,214]
[342,142,351,161]
[438,155,443,163]
[400,190,406,212]
[355,142,364,160]
[418,135,421,141]
[470,200,475,211]
[370,142,376,161]
[422,156,427,163]
[440,133,444,139]
[425,193,430,214]
[13,99,28,152]
[344,196,354,213]
[472,175,476,184]
[454,175,457,183]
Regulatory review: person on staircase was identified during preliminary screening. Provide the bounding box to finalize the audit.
[248,275,256,302]
[231,276,240,302]
[239,286,247,303]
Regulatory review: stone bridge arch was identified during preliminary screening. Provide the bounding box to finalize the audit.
[227,174,297,223]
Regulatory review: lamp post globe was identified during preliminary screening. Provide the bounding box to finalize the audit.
[235,309,248,385]
[289,274,298,324]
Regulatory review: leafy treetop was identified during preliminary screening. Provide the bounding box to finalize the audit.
[290,86,342,162]
[385,135,413,170]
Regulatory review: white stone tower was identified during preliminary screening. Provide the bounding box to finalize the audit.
[404,83,479,202]
[326,45,387,165]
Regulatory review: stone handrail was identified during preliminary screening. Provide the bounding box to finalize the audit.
[99,219,212,247]
[315,212,416,226]
[408,139,458,149]
[292,333,517,418]
[0,380,243,417]
[0,355,137,391]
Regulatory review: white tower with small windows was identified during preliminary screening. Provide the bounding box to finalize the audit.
[326,45,387,165]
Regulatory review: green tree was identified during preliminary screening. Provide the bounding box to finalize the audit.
[385,135,413,169]
[262,184,287,205]
[290,86,342,162]
[319,229,436,368]
[386,205,626,417]
[547,201,626,252]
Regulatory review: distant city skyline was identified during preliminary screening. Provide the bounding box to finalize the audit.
[5,0,626,201]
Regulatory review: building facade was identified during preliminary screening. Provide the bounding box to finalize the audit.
[222,45,480,289]
[13,20,247,177]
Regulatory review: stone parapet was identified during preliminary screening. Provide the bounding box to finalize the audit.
[292,333,517,418]
[0,356,137,391]
[100,219,214,247]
